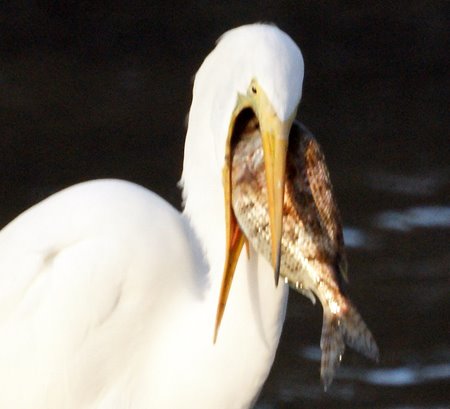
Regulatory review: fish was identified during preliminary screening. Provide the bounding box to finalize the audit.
[231,114,379,388]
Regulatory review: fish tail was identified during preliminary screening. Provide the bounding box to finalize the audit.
[320,301,379,390]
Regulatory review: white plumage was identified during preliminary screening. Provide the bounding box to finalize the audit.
[0,24,304,408]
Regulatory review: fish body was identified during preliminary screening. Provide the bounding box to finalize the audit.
[231,118,379,388]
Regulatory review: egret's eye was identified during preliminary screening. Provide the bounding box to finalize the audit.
[251,86,257,94]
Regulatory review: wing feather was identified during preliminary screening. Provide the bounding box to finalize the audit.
[0,179,196,408]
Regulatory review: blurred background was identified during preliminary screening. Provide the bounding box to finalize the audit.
[0,1,448,408]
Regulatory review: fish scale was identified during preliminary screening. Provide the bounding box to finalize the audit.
[231,119,379,388]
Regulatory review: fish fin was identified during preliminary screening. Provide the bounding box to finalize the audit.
[340,302,379,362]
[244,238,250,259]
[338,255,349,283]
[320,302,379,390]
[320,311,346,390]
[289,122,346,256]
[289,282,316,304]
[301,288,316,305]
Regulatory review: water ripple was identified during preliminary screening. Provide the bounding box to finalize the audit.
[298,345,450,387]
[366,170,448,197]
[374,205,450,231]
[343,226,370,249]
[340,362,450,387]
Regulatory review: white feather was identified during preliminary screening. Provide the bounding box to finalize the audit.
[0,23,304,408]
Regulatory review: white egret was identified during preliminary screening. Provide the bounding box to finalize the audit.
[0,23,333,408]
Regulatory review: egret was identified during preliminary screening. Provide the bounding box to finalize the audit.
[0,23,375,409]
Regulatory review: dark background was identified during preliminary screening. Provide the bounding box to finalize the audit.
[1,1,449,408]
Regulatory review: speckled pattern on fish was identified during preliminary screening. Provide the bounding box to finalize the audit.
[231,114,379,388]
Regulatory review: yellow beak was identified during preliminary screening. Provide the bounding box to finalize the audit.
[213,84,295,342]
[259,116,290,285]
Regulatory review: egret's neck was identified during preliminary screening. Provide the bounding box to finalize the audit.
[179,49,290,360]
[180,90,289,345]
[179,77,289,409]
[180,75,232,291]
[181,147,227,291]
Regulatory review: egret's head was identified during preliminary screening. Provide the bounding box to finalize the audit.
[191,24,304,150]
[216,24,304,121]
[198,24,305,341]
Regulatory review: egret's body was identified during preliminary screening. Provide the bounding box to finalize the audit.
[0,24,302,408]
[0,180,286,408]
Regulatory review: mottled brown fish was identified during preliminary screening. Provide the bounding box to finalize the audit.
[231,114,379,388]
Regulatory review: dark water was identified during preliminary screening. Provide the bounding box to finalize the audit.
[1,2,448,408]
